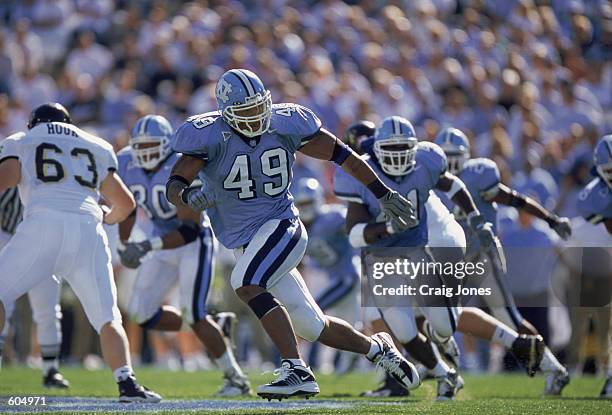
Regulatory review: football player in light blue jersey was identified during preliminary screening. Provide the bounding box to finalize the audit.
[166,69,420,400]
[435,127,571,395]
[294,178,361,373]
[116,115,249,397]
[577,134,612,233]
[340,115,502,400]
[577,134,612,399]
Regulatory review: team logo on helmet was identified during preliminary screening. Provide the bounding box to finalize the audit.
[216,79,232,104]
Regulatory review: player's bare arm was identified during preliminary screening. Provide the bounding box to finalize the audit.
[300,128,416,229]
[491,183,571,239]
[99,171,136,224]
[345,201,390,246]
[0,158,21,193]
[435,172,479,215]
[166,154,206,207]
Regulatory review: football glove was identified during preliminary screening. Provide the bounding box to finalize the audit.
[468,213,495,250]
[379,190,417,232]
[182,187,215,212]
[118,240,153,269]
[547,215,572,240]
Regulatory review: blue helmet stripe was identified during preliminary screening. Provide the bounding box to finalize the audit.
[230,69,256,97]
[392,117,400,135]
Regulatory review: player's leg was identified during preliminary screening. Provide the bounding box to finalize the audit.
[64,219,160,402]
[458,307,547,377]
[28,277,70,388]
[0,217,59,354]
[0,299,13,369]
[379,306,461,400]
[179,226,249,397]
[127,254,180,330]
[231,218,316,399]
[476,251,569,393]
[270,268,420,391]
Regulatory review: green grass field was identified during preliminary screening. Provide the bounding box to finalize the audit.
[0,367,610,414]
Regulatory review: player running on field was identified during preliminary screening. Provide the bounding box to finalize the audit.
[116,115,249,397]
[576,134,612,399]
[435,127,571,395]
[166,68,420,400]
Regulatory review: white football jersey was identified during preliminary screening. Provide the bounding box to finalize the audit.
[0,122,117,219]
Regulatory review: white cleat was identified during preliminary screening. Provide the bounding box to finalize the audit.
[436,370,464,401]
[370,332,420,391]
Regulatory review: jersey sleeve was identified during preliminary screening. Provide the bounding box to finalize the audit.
[418,142,447,185]
[477,159,501,200]
[115,147,132,178]
[0,132,25,162]
[272,104,322,152]
[577,179,612,224]
[171,113,221,161]
[107,149,119,172]
[333,166,364,203]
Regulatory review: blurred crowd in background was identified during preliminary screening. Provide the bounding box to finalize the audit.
[0,0,610,376]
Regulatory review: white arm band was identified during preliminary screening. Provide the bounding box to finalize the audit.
[348,223,368,248]
[446,178,467,199]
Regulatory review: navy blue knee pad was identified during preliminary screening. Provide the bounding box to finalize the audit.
[248,292,281,319]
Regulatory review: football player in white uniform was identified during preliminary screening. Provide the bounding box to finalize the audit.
[0,103,160,402]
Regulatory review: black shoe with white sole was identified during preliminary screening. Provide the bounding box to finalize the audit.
[43,368,70,389]
[118,376,162,403]
[360,372,410,397]
[256,359,319,401]
[510,334,545,377]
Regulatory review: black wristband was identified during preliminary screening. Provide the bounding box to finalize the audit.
[180,187,198,204]
[168,175,190,186]
[367,180,390,199]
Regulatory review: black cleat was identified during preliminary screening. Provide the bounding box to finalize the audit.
[118,376,162,403]
[43,368,70,389]
[256,360,319,401]
[361,372,410,397]
[511,335,545,377]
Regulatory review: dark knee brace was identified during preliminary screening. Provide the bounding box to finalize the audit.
[248,292,281,319]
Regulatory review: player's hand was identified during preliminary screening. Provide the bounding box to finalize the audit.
[182,187,215,211]
[119,241,152,268]
[468,213,495,249]
[548,215,572,240]
[117,243,141,269]
[379,190,417,231]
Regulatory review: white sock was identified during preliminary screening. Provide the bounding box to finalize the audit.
[215,349,244,377]
[540,347,565,374]
[366,338,382,361]
[113,365,133,382]
[491,325,518,349]
[285,358,307,367]
[42,358,59,376]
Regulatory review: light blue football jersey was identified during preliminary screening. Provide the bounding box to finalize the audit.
[333,142,447,248]
[117,148,181,237]
[305,204,359,284]
[172,103,322,248]
[577,177,612,225]
[453,158,501,233]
